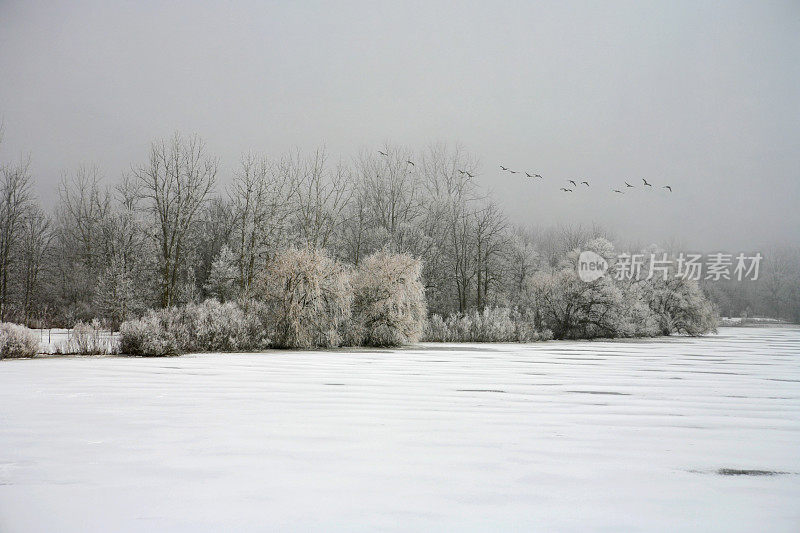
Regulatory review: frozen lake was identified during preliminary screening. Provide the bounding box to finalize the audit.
[1,327,799,532]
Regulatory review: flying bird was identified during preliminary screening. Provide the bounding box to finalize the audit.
[457,170,465,174]
[406,160,414,166]
[466,172,474,178]
[568,180,577,187]
[663,185,672,192]
[509,170,519,174]
[500,165,508,171]
[525,172,533,178]
[625,181,634,188]
[642,178,652,187]
[613,189,623,194]
[560,188,573,192]
[581,181,589,186]
[534,174,543,179]
[378,150,388,156]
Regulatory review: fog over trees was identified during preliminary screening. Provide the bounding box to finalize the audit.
[0,130,797,335]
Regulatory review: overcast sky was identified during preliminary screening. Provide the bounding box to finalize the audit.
[1,0,798,251]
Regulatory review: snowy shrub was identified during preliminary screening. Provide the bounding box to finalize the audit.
[422,308,550,343]
[528,266,716,339]
[258,247,352,348]
[181,299,269,352]
[119,299,269,356]
[56,320,119,355]
[119,311,184,356]
[523,239,716,339]
[0,322,40,359]
[616,283,660,338]
[351,250,426,346]
[424,314,449,342]
[526,270,627,339]
[641,277,718,336]
[521,238,659,340]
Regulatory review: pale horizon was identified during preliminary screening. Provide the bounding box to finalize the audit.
[2,0,798,251]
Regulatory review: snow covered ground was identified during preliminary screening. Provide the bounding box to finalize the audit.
[1,327,799,532]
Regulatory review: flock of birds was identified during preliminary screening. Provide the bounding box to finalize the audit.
[498,165,672,194]
[376,151,673,195]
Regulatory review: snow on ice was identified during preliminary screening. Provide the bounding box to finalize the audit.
[1,327,799,531]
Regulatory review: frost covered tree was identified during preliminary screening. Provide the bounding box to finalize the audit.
[641,276,717,335]
[291,150,350,250]
[230,152,298,294]
[94,257,137,331]
[53,166,112,321]
[351,250,426,346]
[503,229,540,304]
[195,198,236,296]
[18,205,52,326]
[258,246,352,348]
[527,269,631,339]
[0,154,34,321]
[204,245,238,302]
[134,133,217,308]
[526,238,659,339]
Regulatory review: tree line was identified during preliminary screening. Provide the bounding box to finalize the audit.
[0,129,796,332]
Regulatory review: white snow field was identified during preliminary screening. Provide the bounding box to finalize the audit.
[1,327,799,532]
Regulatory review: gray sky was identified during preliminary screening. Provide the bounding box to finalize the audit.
[1,0,798,251]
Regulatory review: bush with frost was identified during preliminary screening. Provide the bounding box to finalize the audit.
[119,299,269,356]
[258,247,352,348]
[423,307,551,343]
[183,299,269,352]
[0,322,40,359]
[351,250,426,346]
[523,238,715,339]
[526,269,624,339]
[120,308,186,356]
[641,276,718,335]
[521,238,652,339]
[56,319,119,355]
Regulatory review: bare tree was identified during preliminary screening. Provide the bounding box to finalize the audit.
[230,152,299,294]
[418,143,481,313]
[0,155,34,320]
[57,166,110,270]
[134,133,217,307]
[54,166,113,319]
[291,149,350,250]
[18,205,52,325]
[472,201,508,309]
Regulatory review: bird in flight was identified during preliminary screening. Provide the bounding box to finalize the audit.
[457,170,465,174]
[663,185,672,192]
[581,181,589,186]
[466,172,474,178]
[509,170,519,174]
[500,165,508,171]
[378,150,388,156]
[568,180,577,187]
[560,188,573,192]
[406,160,414,166]
[613,189,623,194]
[525,172,534,178]
[642,178,652,187]
[534,174,543,179]
[625,181,634,188]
